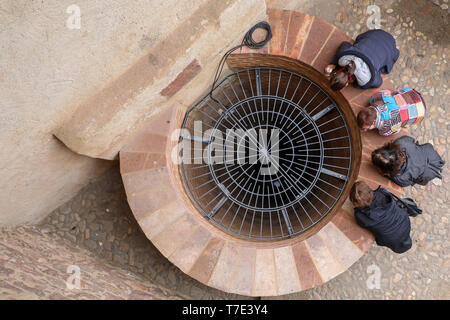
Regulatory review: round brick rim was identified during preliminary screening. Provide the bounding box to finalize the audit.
[119,9,406,297]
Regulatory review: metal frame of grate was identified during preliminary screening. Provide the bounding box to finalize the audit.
[179,67,353,241]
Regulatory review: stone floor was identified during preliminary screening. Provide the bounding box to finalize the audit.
[38,0,448,299]
[38,164,252,300]
[0,226,186,300]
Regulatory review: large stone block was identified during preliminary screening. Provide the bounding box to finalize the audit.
[54,0,268,160]
[0,0,210,226]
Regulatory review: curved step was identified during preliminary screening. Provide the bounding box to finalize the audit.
[119,8,406,296]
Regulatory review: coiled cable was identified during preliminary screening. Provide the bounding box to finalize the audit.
[209,21,272,103]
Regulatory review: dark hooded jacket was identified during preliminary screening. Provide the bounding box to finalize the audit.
[331,29,400,89]
[389,136,445,187]
[354,187,412,254]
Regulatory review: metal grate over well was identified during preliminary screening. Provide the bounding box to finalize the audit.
[179,67,354,241]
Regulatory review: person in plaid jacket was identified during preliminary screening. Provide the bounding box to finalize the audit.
[357,88,426,136]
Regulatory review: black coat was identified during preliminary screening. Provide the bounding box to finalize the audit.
[390,136,445,187]
[331,29,400,89]
[354,187,412,254]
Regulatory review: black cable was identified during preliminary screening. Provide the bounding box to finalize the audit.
[241,21,273,49]
[209,21,272,104]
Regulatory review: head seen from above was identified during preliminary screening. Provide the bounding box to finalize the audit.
[357,107,377,131]
[329,60,356,91]
[350,181,374,208]
[371,141,408,177]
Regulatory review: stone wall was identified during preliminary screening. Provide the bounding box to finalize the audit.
[0,226,186,299]
[54,0,267,160]
[0,0,266,226]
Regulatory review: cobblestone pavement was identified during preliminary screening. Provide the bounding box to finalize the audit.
[39,0,448,299]
[0,226,186,300]
[39,164,253,300]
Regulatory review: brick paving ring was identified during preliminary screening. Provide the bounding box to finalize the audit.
[120,9,405,296]
[180,67,354,241]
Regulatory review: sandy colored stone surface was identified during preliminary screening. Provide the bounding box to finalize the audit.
[54,0,267,159]
[0,0,202,226]
[0,226,185,300]
[0,0,266,227]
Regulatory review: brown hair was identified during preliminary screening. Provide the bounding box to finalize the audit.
[350,181,374,208]
[371,141,407,176]
[330,61,356,91]
[357,108,377,128]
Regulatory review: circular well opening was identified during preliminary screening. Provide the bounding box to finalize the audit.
[179,63,360,241]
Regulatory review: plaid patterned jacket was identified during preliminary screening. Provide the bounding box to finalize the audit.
[369,88,426,136]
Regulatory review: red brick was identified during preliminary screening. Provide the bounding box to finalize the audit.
[138,200,186,238]
[306,234,345,282]
[380,75,395,91]
[188,237,225,285]
[341,85,364,102]
[142,153,167,171]
[358,176,403,196]
[318,223,363,269]
[120,151,147,174]
[169,226,211,273]
[387,180,404,194]
[343,83,381,104]
[359,86,387,104]
[236,46,268,55]
[121,132,167,154]
[291,241,323,290]
[230,245,256,296]
[208,242,239,292]
[341,198,354,216]
[267,9,292,56]
[253,249,277,296]
[237,27,269,54]
[299,17,334,65]
[331,209,374,252]
[144,104,178,137]
[152,214,199,257]
[350,101,364,116]
[361,129,396,151]
[361,134,385,152]
[274,246,302,295]
[161,59,201,97]
[352,91,372,108]
[127,182,177,219]
[359,159,392,186]
[312,28,352,73]
[122,167,169,195]
[358,176,381,191]
[171,103,186,131]
[284,11,314,59]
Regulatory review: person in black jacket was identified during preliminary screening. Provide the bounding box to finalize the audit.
[324,29,400,91]
[371,135,445,187]
[350,181,412,254]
